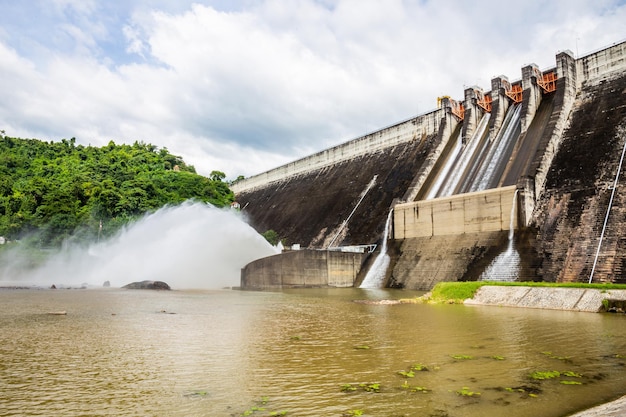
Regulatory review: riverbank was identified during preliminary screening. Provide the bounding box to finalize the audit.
[407,281,626,313]
[567,394,626,416]
[464,286,626,312]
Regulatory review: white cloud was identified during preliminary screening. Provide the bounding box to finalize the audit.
[0,0,624,178]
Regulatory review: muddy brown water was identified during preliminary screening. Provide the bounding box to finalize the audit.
[1,288,625,417]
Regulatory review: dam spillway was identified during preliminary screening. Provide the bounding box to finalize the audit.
[235,40,626,290]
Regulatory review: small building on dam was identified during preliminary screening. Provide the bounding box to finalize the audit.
[235,40,626,291]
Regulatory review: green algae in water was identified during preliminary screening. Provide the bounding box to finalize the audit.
[530,370,561,380]
[451,354,473,360]
[411,363,429,371]
[561,380,583,385]
[454,387,481,397]
[340,383,381,393]
[360,383,381,393]
[341,384,358,392]
[401,381,431,393]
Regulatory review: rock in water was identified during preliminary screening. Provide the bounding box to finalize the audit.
[122,280,171,290]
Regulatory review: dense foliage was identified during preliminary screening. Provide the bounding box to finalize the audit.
[0,136,234,246]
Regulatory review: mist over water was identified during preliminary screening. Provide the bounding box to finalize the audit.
[0,202,279,289]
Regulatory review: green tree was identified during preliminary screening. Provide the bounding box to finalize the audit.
[0,136,235,246]
[261,230,280,246]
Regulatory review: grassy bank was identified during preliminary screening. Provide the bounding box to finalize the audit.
[406,281,626,304]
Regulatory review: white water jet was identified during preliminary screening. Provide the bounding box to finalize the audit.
[0,201,279,289]
[360,209,393,289]
[480,190,519,281]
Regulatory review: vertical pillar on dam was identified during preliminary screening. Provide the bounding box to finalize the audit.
[556,50,577,106]
[462,86,486,144]
[489,76,512,136]
[521,63,543,134]
[517,50,577,227]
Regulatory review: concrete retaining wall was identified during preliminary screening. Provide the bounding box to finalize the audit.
[465,286,626,312]
[394,186,517,239]
[240,249,367,290]
[232,109,444,194]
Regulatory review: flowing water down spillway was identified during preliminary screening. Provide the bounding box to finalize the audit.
[435,113,491,198]
[427,104,522,199]
[425,128,463,200]
[359,209,393,288]
[470,104,522,192]
[480,189,520,281]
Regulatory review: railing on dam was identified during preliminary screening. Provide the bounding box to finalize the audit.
[393,186,518,239]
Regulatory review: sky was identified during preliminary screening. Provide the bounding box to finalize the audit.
[0,1,625,179]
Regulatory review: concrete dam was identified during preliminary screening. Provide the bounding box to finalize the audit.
[234,41,626,291]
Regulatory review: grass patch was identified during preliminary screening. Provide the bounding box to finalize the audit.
[406,282,626,304]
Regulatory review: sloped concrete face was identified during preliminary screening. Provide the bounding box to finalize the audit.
[532,72,626,284]
[236,134,440,249]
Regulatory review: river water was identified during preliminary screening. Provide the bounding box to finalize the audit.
[1,288,625,417]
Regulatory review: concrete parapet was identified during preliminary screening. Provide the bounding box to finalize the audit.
[240,249,367,290]
[465,286,626,312]
[232,109,444,194]
[394,186,517,239]
[577,40,626,84]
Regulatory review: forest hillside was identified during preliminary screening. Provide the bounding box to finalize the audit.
[0,135,233,247]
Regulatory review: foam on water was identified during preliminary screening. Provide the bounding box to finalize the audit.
[0,201,279,289]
